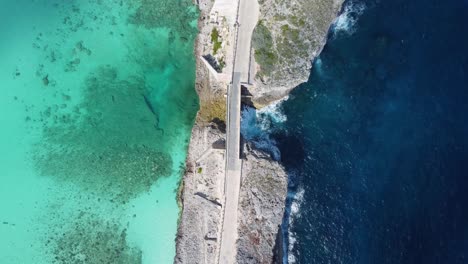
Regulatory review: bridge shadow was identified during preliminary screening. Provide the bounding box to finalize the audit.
[212,138,226,150]
[211,117,226,133]
[241,84,255,107]
[240,134,246,159]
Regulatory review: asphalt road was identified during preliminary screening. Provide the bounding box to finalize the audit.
[218,0,259,262]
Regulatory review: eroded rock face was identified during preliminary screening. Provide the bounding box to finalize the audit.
[237,144,288,264]
[175,125,225,264]
[251,0,344,106]
[175,0,227,262]
[176,0,343,262]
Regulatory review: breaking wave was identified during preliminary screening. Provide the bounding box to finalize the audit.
[288,188,304,263]
[285,187,304,264]
[240,97,287,160]
[256,97,288,129]
[332,0,366,36]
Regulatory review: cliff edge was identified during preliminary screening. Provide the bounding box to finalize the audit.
[236,144,287,264]
[251,0,344,107]
[175,0,343,263]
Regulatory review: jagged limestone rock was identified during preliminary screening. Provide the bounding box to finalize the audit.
[175,0,344,262]
[252,0,344,106]
[237,143,288,264]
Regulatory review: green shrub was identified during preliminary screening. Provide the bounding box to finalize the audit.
[252,21,273,50]
[252,21,277,76]
[289,15,306,27]
[254,49,277,75]
[219,57,226,70]
[211,28,222,54]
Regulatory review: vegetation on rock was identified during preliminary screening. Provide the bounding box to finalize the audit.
[252,20,277,77]
[198,96,226,124]
[211,28,222,54]
[252,0,343,88]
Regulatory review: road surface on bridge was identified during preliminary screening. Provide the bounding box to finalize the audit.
[218,0,259,262]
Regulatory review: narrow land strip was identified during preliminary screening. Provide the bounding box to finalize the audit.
[218,0,259,262]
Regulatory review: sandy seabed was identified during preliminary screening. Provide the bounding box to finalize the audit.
[0,0,198,263]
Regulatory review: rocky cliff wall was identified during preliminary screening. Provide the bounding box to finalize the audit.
[251,0,344,106]
[176,0,343,263]
[236,144,288,264]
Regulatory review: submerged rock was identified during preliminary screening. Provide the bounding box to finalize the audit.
[47,213,142,264]
[33,66,173,202]
[42,74,49,86]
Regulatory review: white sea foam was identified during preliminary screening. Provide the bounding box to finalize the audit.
[257,96,288,130]
[240,107,281,160]
[332,1,366,36]
[287,235,297,264]
[240,97,288,160]
[314,57,325,76]
[240,107,262,140]
[287,187,305,263]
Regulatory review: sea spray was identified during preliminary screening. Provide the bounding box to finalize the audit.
[240,97,287,160]
[332,0,366,36]
[276,0,468,262]
[282,181,305,264]
[240,98,297,263]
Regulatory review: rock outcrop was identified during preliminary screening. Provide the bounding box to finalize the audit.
[251,0,344,106]
[175,0,226,261]
[176,0,343,263]
[175,124,225,264]
[237,144,288,264]
[175,0,227,262]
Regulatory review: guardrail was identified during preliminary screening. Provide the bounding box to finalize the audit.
[217,0,242,261]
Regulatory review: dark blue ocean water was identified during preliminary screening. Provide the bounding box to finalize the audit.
[266,0,468,263]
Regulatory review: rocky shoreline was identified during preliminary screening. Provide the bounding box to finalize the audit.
[250,0,345,107]
[175,0,343,263]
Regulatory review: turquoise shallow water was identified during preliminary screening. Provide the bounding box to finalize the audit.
[0,0,198,263]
